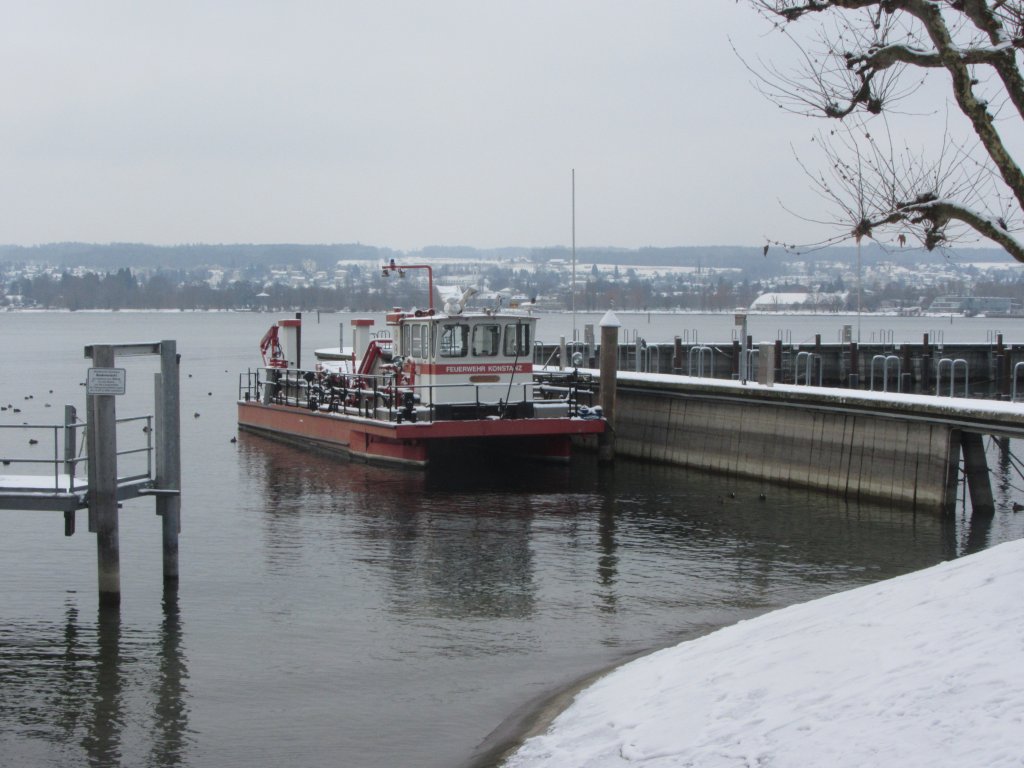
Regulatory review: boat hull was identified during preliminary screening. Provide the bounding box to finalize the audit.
[237,400,605,467]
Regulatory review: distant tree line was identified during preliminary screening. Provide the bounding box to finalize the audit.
[3,240,1014,273]
[4,263,1024,313]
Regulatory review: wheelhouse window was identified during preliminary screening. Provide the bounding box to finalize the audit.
[503,322,531,356]
[408,323,428,358]
[471,324,501,357]
[439,324,468,358]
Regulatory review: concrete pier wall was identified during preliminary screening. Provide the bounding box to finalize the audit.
[603,376,960,512]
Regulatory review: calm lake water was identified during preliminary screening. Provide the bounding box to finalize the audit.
[2,311,1024,768]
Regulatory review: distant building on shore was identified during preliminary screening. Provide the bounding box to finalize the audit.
[927,296,1022,316]
[749,291,847,312]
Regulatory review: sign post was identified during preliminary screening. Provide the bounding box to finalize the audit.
[81,339,181,606]
[87,367,126,396]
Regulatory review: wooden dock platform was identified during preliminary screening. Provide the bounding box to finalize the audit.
[0,472,154,512]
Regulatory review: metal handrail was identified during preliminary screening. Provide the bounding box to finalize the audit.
[870,354,901,392]
[744,348,759,381]
[871,329,895,346]
[0,414,153,494]
[936,358,969,397]
[794,351,823,386]
[688,346,715,378]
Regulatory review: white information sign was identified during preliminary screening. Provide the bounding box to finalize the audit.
[87,367,126,396]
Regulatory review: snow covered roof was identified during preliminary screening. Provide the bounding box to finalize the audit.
[750,292,847,309]
[751,292,811,307]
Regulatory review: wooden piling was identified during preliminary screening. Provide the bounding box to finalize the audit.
[155,341,181,582]
[598,311,621,463]
[87,345,120,608]
[922,333,932,393]
[961,432,995,516]
[996,334,1010,398]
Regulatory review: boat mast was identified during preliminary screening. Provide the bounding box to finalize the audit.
[571,168,576,344]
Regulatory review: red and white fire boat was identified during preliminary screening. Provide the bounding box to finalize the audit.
[237,263,605,467]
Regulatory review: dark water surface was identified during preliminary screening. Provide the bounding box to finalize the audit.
[2,312,1023,768]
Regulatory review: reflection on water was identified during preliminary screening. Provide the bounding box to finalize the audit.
[2,428,1023,768]
[2,311,1024,768]
[0,589,191,768]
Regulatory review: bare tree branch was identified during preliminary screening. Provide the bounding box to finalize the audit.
[746,0,1024,263]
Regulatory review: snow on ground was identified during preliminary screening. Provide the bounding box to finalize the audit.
[503,538,1024,768]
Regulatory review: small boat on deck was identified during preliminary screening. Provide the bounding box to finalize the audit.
[237,263,605,467]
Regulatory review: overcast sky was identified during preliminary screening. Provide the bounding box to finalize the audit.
[0,2,909,251]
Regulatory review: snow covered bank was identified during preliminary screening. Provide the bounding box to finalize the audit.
[503,538,1024,768]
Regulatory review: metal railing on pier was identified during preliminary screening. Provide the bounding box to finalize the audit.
[0,413,155,511]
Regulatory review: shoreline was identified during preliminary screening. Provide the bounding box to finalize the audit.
[494,540,1024,768]
[462,653,646,768]
[462,628,722,768]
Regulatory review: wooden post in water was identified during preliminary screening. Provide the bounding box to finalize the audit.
[598,311,621,463]
[86,344,120,607]
[921,333,932,393]
[996,334,1010,399]
[155,341,181,582]
[961,432,995,516]
[901,344,913,393]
